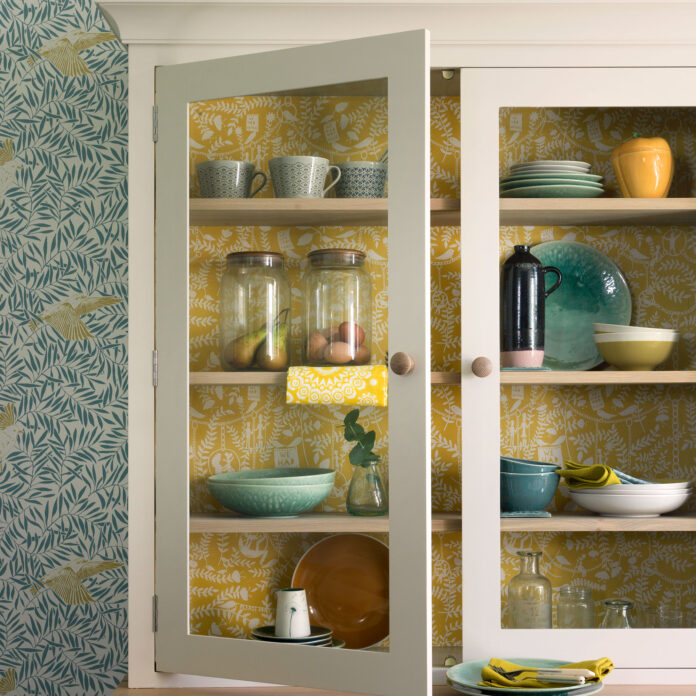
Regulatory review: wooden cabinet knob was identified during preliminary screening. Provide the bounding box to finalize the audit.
[390,352,415,376]
[471,356,493,378]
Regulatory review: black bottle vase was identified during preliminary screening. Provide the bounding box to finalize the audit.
[500,245,562,368]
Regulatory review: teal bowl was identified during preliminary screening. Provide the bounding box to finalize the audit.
[500,471,560,512]
[500,456,560,474]
[208,476,334,517]
[209,468,335,487]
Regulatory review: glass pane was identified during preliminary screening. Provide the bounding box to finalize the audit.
[187,81,392,652]
[499,106,696,630]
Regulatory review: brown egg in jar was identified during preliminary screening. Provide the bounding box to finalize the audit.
[338,321,365,347]
[352,344,371,365]
[320,325,341,343]
[324,340,353,364]
[306,332,328,361]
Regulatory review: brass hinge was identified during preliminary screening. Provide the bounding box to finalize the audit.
[152,105,158,143]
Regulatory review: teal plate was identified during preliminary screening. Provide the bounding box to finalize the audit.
[500,172,603,183]
[500,179,603,191]
[533,241,631,370]
[447,659,605,695]
[501,184,603,198]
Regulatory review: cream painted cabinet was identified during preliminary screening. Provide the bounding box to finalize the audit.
[100,0,696,690]
[461,66,696,675]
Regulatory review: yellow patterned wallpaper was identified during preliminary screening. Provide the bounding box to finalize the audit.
[188,95,462,645]
[499,108,696,627]
[187,98,696,647]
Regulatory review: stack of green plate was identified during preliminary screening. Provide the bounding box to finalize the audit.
[500,160,604,198]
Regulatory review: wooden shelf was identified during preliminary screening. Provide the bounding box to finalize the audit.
[190,370,696,386]
[189,197,460,227]
[190,371,460,385]
[190,512,460,534]
[501,512,696,532]
[500,370,696,385]
[500,197,696,226]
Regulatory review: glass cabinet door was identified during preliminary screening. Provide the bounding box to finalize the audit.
[154,31,432,694]
[460,67,696,669]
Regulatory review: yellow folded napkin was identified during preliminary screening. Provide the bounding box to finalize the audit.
[480,657,613,689]
[286,366,388,406]
[557,460,622,489]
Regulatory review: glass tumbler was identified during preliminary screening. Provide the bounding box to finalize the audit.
[302,249,372,365]
[219,251,291,371]
[600,599,635,628]
[508,550,552,628]
[557,586,595,628]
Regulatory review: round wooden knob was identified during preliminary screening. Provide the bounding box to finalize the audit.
[471,356,493,378]
[390,352,415,376]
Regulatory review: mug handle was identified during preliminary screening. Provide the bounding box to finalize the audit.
[543,266,563,297]
[249,171,267,198]
[323,165,342,196]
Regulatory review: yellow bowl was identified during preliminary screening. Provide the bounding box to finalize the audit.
[594,334,677,371]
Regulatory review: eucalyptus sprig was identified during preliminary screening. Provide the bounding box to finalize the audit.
[342,409,380,468]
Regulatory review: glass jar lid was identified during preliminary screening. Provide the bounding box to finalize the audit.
[307,248,366,267]
[226,251,285,268]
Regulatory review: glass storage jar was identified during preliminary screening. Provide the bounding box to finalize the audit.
[507,550,552,628]
[220,251,290,371]
[302,249,372,365]
[557,586,595,628]
[600,599,635,629]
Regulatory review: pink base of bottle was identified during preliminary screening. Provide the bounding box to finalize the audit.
[501,350,545,368]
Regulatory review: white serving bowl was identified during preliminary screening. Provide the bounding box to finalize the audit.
[571,482,691,494]
[569,489,690,517]
[570,487,690,497]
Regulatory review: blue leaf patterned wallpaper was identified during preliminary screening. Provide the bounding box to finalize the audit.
[0,1,127,694]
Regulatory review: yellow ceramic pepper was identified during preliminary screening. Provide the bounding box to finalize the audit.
[611,133,673,198]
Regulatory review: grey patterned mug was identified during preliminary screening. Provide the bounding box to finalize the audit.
[196,160,267,198]
[334,161,388,198]
[269,156,341,198]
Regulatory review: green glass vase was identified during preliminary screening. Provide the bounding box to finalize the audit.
[346,462,388,516]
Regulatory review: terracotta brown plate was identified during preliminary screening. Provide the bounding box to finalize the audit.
[292,534,389,649]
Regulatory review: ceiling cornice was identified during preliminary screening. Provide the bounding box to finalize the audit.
[98,2,696,48]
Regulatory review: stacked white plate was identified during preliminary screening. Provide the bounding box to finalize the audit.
[569,480,692,517]
[500,160,604,198]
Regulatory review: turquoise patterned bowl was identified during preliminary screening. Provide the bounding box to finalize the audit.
[208,473,335,517]
[210,468,335,486]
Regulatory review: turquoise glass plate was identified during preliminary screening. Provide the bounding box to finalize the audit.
[533,241,631,370]
[501,184,603,198]
[500,172,603,183]
[447,659,605,695]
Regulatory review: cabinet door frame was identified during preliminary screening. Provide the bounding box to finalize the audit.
[154,30,432,694]
[460,66,696,672]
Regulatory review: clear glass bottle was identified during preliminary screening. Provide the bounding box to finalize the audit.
[508,551,552,628]
[557,586,595,628]
[302,249,372,365]
[219,251,290,371]
[600,599,635,628]
[346,461,388,516]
